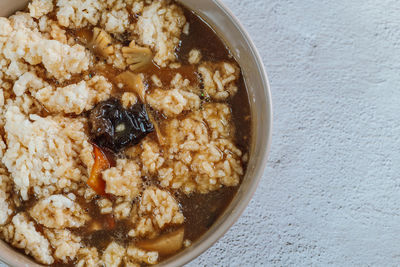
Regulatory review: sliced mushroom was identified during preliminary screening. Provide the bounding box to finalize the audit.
[116,71,146,103]
[92,27,114,57]
[136,228,184,256]
[122,41,153,71]
[145,106,166,146]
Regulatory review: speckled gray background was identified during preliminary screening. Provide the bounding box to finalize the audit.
[187,0,400,266]
[2,0,400,266]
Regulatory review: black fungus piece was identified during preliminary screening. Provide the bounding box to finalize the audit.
[89,98,154,152]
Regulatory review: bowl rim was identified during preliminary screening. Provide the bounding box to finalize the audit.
[160,0,273,266]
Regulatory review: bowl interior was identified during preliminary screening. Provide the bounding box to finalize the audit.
[0,1,272,266]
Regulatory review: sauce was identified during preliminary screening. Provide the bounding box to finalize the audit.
[80,7,252,261]
[9,2,252,266]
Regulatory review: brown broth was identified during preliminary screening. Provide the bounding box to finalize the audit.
[170,6,251,245]
[177,8,233,62]
[5,1,252,266]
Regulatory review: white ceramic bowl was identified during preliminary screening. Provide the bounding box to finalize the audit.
[0,1,272,266]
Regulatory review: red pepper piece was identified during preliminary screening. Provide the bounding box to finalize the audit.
[87,145,110,195]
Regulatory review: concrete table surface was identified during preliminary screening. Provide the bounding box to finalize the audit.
[1,0,399,266]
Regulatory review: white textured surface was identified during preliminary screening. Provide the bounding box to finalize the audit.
[2,0,399,266]
[187,0,400,266]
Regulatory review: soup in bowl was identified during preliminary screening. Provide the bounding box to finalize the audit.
[0,0,272,266]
